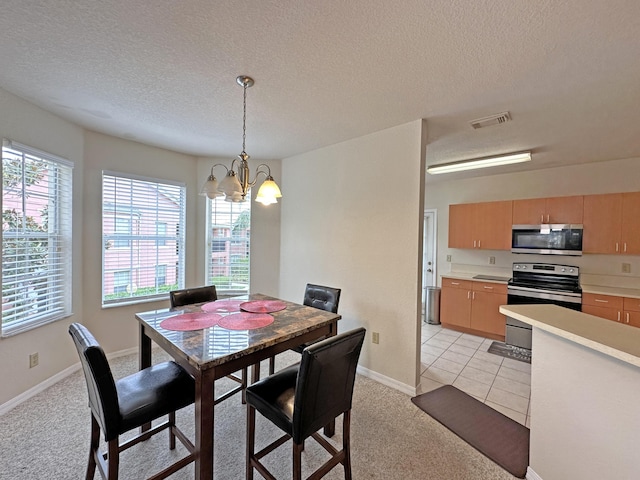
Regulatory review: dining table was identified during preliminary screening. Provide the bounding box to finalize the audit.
[135,293,341,480]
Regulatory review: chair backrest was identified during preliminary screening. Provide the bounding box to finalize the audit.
[68,323,121,441]
[292,327,366,443]
[303,284,341,314]
[170,285,217,308]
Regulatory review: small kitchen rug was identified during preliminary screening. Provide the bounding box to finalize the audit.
[411,385,529,478]
[487,341,532,364]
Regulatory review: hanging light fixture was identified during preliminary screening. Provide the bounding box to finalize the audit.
[200,75,282,205]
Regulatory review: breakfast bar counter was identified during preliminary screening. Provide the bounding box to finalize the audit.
[498,304,640,480]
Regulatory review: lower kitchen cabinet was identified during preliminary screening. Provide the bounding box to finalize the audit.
[440,277,507,338]
[582,292,640,327]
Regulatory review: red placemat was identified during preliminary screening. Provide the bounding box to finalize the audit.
[240,300,287,314]
[218,312,274,330]
[159,312,222,331]
[202,299,244,313]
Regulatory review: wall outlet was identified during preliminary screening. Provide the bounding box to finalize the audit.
[622,263,631,273]
[446,255,452,262]
[488,256,496,265]
[29,352,39,368]
[372,332,380,344]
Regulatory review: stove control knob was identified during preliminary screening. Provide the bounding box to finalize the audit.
[569,268,574,273]
[561,268,566,272]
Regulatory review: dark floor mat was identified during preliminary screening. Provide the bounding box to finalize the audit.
[487,341,532,364]
[412,385,530,478]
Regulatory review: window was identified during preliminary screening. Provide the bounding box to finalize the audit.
[206,196,250,295]
[102,172,185,305]
[2,140,73,336]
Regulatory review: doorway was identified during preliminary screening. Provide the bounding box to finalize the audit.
[422,210,437,319]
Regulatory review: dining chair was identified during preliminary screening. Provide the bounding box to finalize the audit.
[246,327,366,480]
[267,283,341,375]
[68,323,195,480]
[169,285,247,404]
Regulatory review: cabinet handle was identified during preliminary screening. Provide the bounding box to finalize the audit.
[594,299,609,303]
[546,214,550,223]
[467,291,470,299]
[540,214,544,223]
[483,286,494,290]
[478,240,481,248]
[616,242,619,252]
[626,312,630,324]
[451,281,460,285]
[473,240,477,248]
[472,292,475,300]
[617,311,621,322]
[624,243,627,253]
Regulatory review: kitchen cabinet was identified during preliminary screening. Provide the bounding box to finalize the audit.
[582,292,640,328]
[512,195,583,225]
[448,201,512,250]
[583,192,640,254]
[440,277,507,337]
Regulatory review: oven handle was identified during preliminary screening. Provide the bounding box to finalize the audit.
[507,285,582,304]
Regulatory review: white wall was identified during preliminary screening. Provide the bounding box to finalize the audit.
[0,89,84,406]
[425,158,640,287]
[279,120,426,389]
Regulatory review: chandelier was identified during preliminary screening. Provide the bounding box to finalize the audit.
[201,75,282,205]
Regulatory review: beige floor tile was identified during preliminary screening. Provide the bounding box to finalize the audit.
[453,375,491,400]
[417,376,445,395]
[421,344,446,357]
[431,357,465,375]
[501,357,532,373]
[473,350,505,365]
[459,365,498,386]
[423,365,458,384]
[448,343,478,357]
[454,337,483,349]
[497,365,531,384]
[467,357,501,375]
[485,401,527,426]
[426,338,454,350]
[440,349,472,366]
[421,352,439,368]
[492,376,531,398]
[486,386,529,414]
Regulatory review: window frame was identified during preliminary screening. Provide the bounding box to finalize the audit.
[1,139,74,336]
[101,171,185,306]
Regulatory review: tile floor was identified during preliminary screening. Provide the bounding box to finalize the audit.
[419,321,531,427]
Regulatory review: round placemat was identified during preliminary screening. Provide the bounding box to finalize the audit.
[218,312,274,330]
[202,299,244,313]
[159,312,222,331]
[240,300,287,314]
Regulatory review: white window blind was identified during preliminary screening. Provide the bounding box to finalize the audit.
[102,172,185,305]
[1,140,73,336]
[206,195,251,295]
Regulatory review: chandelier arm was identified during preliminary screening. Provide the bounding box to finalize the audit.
[209,163,230,175]
[247,164,273,187]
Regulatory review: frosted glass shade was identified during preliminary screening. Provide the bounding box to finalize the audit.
[255,179,282,205]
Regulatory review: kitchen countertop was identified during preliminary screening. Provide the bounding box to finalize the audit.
[580,283,640,299]
[441,272,510,284]
[499,304,640,368]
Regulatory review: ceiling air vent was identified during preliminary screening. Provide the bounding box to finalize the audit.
[469,111,511,129]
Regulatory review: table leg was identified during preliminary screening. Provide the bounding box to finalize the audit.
[139,324,152,432]
[194,371,215,480]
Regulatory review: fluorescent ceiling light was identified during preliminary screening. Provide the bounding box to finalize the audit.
[426,152,532,175]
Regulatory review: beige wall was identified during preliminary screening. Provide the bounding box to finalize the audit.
[426,158,640,286]
[279,120,426,389]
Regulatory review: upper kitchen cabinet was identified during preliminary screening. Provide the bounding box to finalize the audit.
[512,195,583,225]
[583,192,640,254]
[449,201,512,250]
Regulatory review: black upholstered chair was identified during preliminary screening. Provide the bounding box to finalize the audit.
[68,323,195,480]
[267,283,341,375]
[246,327,365,480]
[169,285,247,404]
[169,284,218,308]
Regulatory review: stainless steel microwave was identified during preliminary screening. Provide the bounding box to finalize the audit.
[511,224,583,256]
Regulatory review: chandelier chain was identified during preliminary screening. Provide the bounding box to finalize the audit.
[242,81,247,154]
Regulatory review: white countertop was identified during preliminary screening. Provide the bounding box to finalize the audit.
[499,304,640,368]
[441,272,510,284]
[580,283,640,299]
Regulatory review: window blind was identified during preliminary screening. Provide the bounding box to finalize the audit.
[102,172,185,305]
[206,194,251,295]
[1,140,73,336]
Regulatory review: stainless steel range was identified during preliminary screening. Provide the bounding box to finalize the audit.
[506,262,582,350]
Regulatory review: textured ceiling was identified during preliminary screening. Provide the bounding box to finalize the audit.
[1,0,639,183]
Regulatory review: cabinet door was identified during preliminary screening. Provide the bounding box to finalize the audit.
[583,193,622,254]
[512,198,546,224]
[624,311,640,328]
[582,304,621,322]
[621,192,640,254]
[440,287,471,328]
[546,195,583,224]
[470,290,507,336]
[448,203,475,249]
[475,201,512,250]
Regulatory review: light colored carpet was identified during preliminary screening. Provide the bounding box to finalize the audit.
[0,349,518,479]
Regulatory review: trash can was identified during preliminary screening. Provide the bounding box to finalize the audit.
[424,287,441,325]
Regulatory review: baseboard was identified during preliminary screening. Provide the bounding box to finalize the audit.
[357,365,417,396]
[0,346,138,416]
[526,466,543,480]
